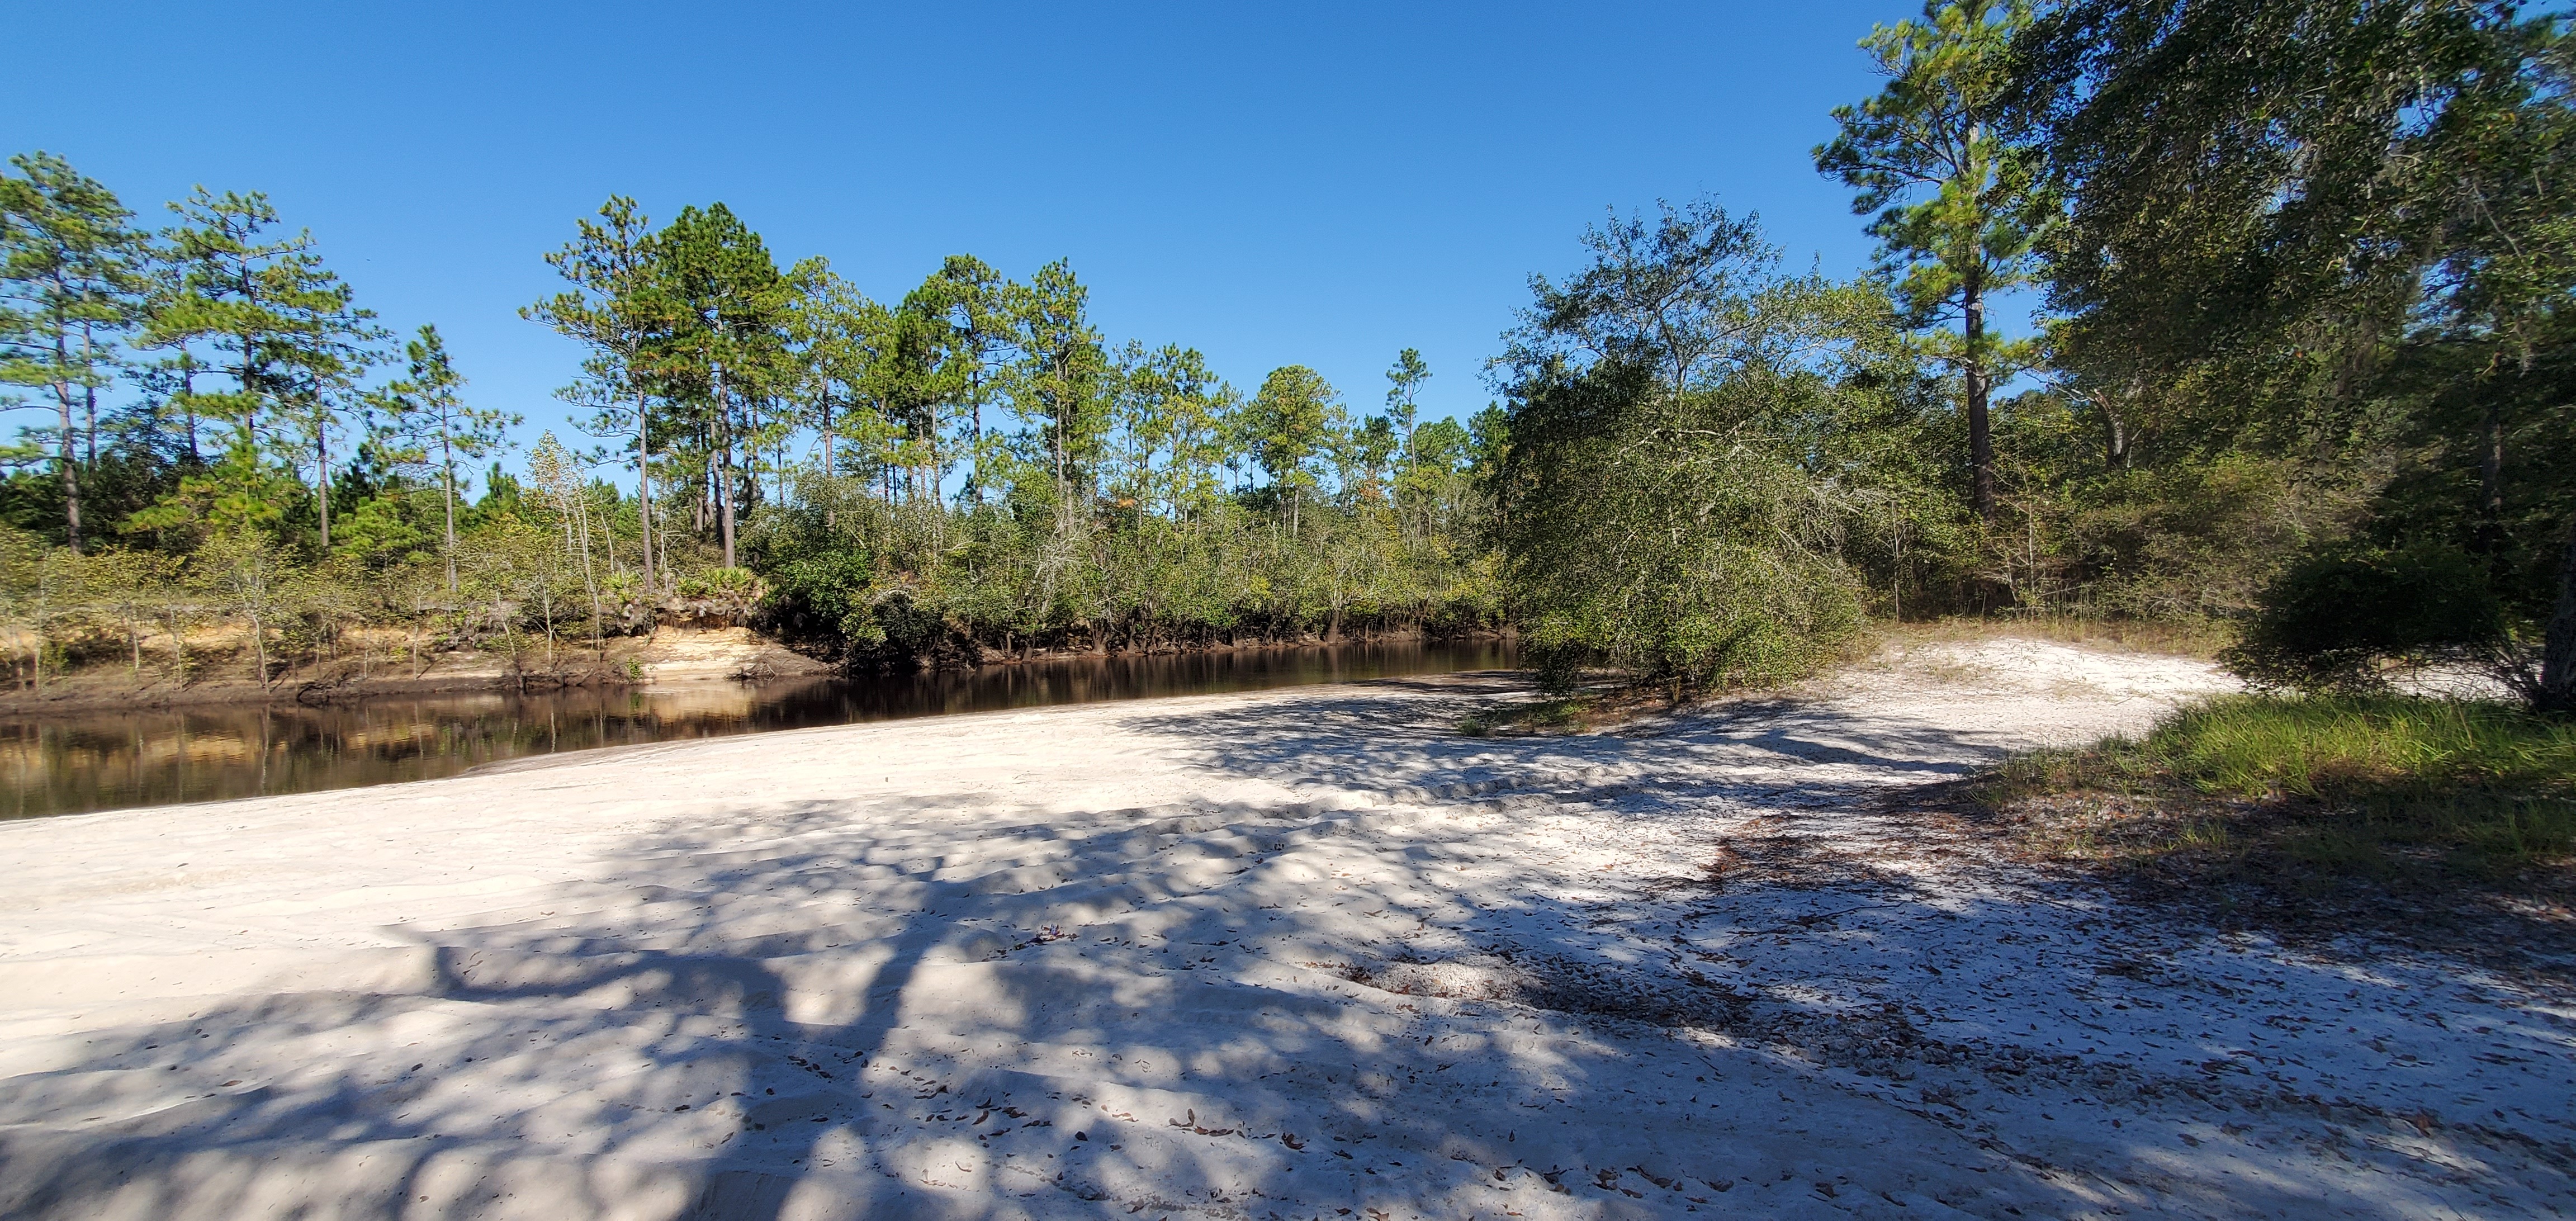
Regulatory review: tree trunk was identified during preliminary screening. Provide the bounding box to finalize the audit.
[635,388,656,588]
[820,392,836,528]
[2539,518,2576,713]
[181,354,202,462]
[315,414,332,549]
[719,443,737,570]
[441,430,458,594]
[577,496,603,657]
[2477,394,2507,557]
[79,320,100,468]
[1963,278,1994,523]
[163,610,187,684]
[2099,388,2130,471]
[713,359,736,569]
[55,385,81,554]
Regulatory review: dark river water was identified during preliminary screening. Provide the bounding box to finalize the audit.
[0,639,1519,820]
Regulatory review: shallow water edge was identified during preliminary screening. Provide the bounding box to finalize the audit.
[1,638,1519,820]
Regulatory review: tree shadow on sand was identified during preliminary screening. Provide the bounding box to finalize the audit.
[3,676,2568,1218]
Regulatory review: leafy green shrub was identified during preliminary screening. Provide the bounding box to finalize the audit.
[595,572,657,635]
[1493,202,1884,695]
[2070,456,2323,620]
[2222,545,2512,693]
[676,566,763,602]
[759,547,875,647]
[842,590,953,671]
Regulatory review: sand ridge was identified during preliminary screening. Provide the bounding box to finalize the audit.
[0,639,2569,1218]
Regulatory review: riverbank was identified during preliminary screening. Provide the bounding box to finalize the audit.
[0,626,1510,717]
[2,637,2569,1218]
[0,639,1519,821]
[0,626,835,716]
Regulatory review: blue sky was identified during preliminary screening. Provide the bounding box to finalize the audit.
[8,1,1929,465]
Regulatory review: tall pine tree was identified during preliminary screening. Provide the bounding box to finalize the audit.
[0,152,146,551]
[1816,0,2054,522]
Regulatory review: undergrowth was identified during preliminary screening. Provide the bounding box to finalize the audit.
[1977,694,2576,889]
[1458,696,1610,736]
[1456,686,1683,736]
[1882,613,2234,659]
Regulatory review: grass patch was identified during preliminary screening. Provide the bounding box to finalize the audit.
[1457,697,1598,736]
[1977,693,2576,889]
[1456,687,1689,736]
[1884,613,2234,659]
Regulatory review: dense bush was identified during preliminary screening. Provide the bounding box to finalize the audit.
[1493,202,1916,693]
[2224,545,2515,694]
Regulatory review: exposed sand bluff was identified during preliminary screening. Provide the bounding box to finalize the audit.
[1,640,2569,1219]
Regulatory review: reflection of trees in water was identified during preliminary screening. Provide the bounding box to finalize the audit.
[1,640,1517,819]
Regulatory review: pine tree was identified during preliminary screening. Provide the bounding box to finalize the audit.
[924,256,1008,504]
[525,197,670,586]
[145,188,384,546]
[0,152,146,552]
[1002,260,1108,525]
[371,324,519,593]
[1383,348,1432,537]
[651,204,793,569]
[1384,347,1429,460]
[1816,0,2054,522]
[1246,366,1342,539]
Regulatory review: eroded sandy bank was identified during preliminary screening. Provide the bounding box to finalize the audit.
[0,640,2568,1219]
[0,626,832,715]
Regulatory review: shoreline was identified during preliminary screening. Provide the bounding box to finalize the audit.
[0,628,1513,718]
[1,638,2566,1217]
[0,624,830,717]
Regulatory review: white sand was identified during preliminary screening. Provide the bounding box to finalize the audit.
[1,640,2569,1219]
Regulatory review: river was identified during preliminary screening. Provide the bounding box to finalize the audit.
[0,638,1519,820]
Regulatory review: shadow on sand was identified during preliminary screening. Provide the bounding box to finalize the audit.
[3,674,2564,1218]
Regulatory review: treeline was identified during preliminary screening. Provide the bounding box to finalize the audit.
[1499,0,2576,710]
[13,0,2571,707]
[0,159,1499,688]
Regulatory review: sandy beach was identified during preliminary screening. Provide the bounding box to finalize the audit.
[1,639,2569,1219]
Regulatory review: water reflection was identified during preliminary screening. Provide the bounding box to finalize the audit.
[0,638,1518,820]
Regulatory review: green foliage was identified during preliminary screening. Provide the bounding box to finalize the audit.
[1497,201,1897,693]
[745,507,877,644]
[1384,347,1430,448]
[1985,693,2576,883]
[0,151,145,553]
[2224,545,2515,694]
[2011,0,2576,708]
[369,324,518,587]
[1818,0,2052,328]
[149,186,388,550]
[1002,260,1111,501]
[675,565,762,602]
[1244,365,1341,529]
[1817,0,2051,519]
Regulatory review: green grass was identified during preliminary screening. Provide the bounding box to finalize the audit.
[1882,613,2235,660]
[1457,697,1594,736]
[1981,694,2576,885]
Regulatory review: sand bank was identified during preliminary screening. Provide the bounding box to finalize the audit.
[1,640,2568,1218]
[0,626,832,716]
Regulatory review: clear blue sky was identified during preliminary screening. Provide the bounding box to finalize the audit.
[8,1,1929,466]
